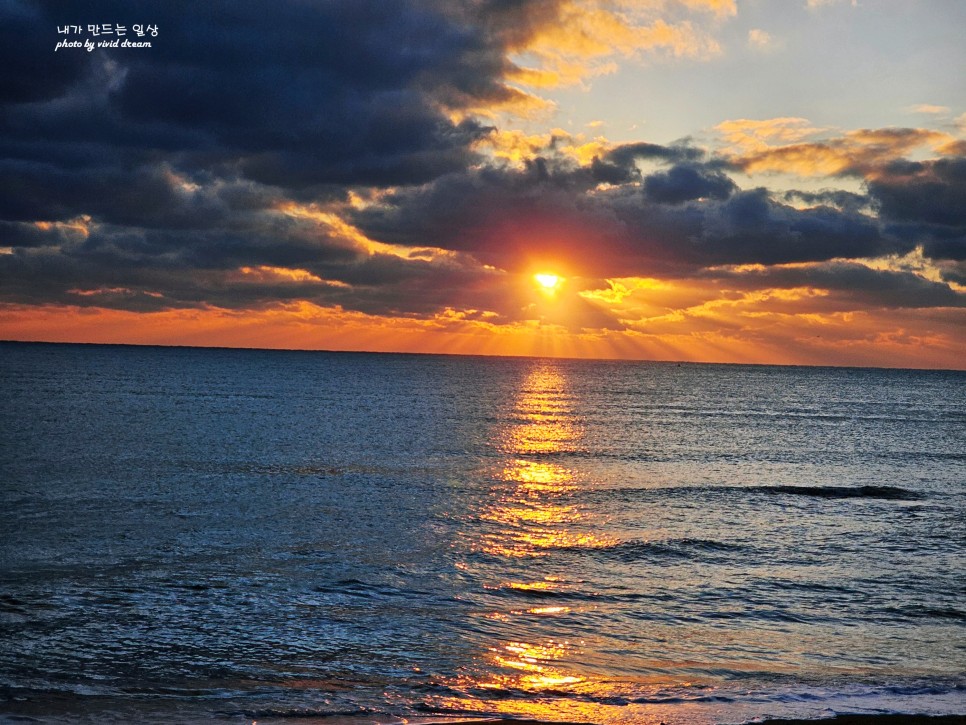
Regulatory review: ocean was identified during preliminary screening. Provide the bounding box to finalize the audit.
[1,342,964,724]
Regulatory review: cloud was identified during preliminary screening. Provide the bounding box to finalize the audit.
[704,261,965,310]
[715,117,823,153]
[643,164,737,203]
[2,2,509,206]
[0,3,94,104]
[505,0,728,88]
[350,149,916,277]
[746,29,779,52]
[783,189,870,214]
[721,123,961,177]
[908,104,951,115]
[0,0,741,216]
[589,140,705,183]
[866,157,966,262]
[805,0,857,9]
[868,157,966,228]
[677,0,738,18]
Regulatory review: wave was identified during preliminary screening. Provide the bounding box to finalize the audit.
[414,677,966,711]
[751,484,922,500]
[475,537,747,566]
[595,483,923,501]
[426,681,735,706]
[883,605,966,621]
[228,706,374,720]
[310,579,444,602]
[590,537,744,562]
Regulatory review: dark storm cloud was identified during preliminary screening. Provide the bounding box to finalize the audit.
[1,0,505,210]
[688,188,897,264]
[861,157,966,267]
[590,142,705,184]
[0,220,86,249]
[0,161,239,227]
[783,189,870,214]
[939,261,966,286]
[349,154,630,272]
[922,237,966,262]
[1,209,365,309]
[71,207,388,275]
[604,141,705,166]
[868,157,966,233]
[0,0,539,318]
[705,261,965,310]
[642,164,737,204]
[0,1,93,103]
[352,159,910,275]
[871,157,966,227]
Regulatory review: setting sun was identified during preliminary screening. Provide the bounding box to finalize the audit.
[534,273,563,292]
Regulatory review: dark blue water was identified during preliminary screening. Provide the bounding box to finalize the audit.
[1,342,964,723]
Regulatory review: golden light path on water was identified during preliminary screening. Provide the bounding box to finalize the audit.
[433,363,691,723]
[467,365,598,712]
[479,364,618,559]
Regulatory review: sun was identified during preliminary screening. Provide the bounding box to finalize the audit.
[534,273,563,292]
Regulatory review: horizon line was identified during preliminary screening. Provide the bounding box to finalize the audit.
[2,338,962,374]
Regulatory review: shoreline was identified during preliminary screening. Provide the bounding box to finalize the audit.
[745,715,965,725]
[744,713,966,725]
[417,717,966,725]
[411,716,966,725]
[2,699,963,724]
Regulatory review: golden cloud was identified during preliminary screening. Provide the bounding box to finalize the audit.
[715,117,824,153]
[509,1,726,92]
[474,128,611,167]
[719,121,963,178]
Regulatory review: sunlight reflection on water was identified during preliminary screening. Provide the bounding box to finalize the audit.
[480,363,618,558]
[448,362,627,717]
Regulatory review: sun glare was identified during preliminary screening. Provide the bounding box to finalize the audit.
[534,273,562,291]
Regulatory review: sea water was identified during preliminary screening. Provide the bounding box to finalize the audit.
[1,342,963,723]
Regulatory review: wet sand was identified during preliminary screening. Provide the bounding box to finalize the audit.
[743,716,965,725]
[745,716,965,725]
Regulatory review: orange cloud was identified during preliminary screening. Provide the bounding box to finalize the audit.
[715,117,825,153]
[676,0,737,18]
[507,1,726,91]
[719,121,963,177]
[475,128,612,167]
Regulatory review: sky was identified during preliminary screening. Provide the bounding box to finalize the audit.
[1,0,964,368]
